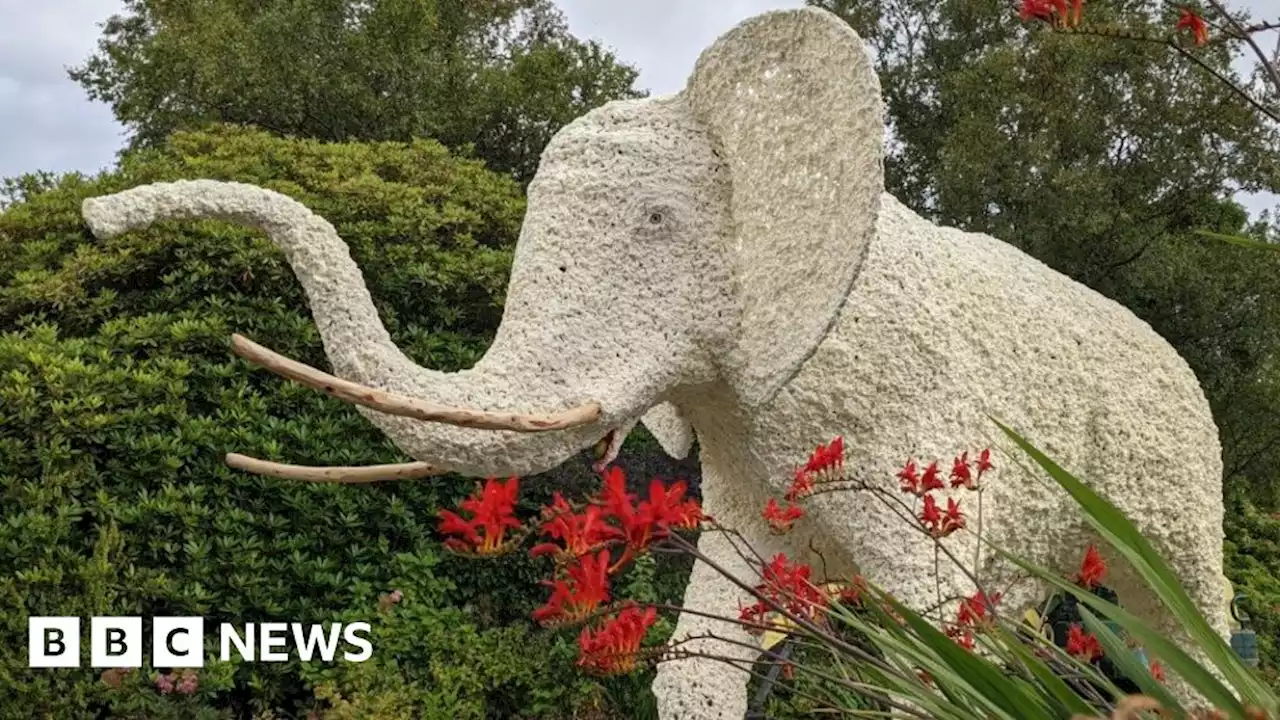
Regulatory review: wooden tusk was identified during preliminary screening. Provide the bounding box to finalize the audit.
[229,334,602,432]
[225,453,445,483]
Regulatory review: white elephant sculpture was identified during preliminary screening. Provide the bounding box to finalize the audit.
[82,7,1229,718]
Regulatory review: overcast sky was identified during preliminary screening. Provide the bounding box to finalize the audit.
[0,0,1277,214]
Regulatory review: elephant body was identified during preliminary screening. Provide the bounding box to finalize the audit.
[654,192,1230,717]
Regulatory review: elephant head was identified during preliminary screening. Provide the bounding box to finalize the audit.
[80,8,884,480]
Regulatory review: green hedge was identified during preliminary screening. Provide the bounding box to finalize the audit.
[0,125,692,718]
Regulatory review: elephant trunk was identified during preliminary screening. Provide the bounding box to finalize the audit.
[82,180,610,478]
[82,180,410,384]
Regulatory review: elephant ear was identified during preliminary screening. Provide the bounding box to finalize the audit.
[640,402,695,460]
[685,8,884,408]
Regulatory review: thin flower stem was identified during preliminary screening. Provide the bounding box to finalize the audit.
[705,522,771,570]
[647,602,822,640]
[920,592,970,618]
[1052,23,1280,123]
[674,638,932,720]
[685,631,834,664]
[867,485,996,618]
[1170,41,1280,122]
[663,649,869,717]
[661,531,915,684]
[973,488,985,587]
[933,544,943,611]
[668,631,849,668]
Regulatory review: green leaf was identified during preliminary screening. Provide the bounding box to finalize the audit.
[990,625,1097,717]
[1194,229,1280,252]
[883,594,1050,719]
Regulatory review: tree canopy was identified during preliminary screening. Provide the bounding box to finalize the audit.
[69,0,645,183]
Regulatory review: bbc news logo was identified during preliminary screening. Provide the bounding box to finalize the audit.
[28,617,372,668]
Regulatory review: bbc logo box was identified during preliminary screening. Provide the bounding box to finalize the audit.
[30,617,203,668]
[28,616,372,667]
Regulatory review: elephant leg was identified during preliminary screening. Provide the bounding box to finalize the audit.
[1098,525,1231,708]
[654,522,777,719]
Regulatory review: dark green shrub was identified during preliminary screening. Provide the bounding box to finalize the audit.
[0,125,693,718]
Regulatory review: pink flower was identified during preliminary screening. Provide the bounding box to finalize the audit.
[176,669,199,695]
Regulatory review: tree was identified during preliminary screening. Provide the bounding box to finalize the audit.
[69,0,645,183]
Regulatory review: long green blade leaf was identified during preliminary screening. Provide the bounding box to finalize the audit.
[1194,229,1280,252]
[1078,606,1184,712]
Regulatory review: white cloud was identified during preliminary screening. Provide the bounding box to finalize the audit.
[0,0,125,180]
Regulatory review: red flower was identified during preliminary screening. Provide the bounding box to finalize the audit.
[577,605,658,675]
[946,625,976,650]
[919,493,942,527]
[530,495,618,561]
[594,469,703,573]
[786,468,815,501]
[805,436,846,477]
[1019,0,1056,22]
[1019,0,1075,26]
[831,576,867,606]
[599,467,636,521]
[941,497,966,535]
[638,478,703,531]
[532,551,611,626]
[975,448,994,479]
[540,491,573,521]
[758,553,828,617]
[1176,8,1210,46]
[949,452,973,489]
[437,477,522,555]
[1150,660,1165,683]
[919,494,965,538]
[898,459,921,495]
[762,497,806,533]
[739,600,769,632]
[920,462,945,493]
[956,591,1001,628]
[1075,545,1106,589]
[1065,624,1103,661]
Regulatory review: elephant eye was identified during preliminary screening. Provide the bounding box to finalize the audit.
[647,211,664,225]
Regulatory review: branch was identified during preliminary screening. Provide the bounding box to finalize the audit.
[1169,42,1280,124]
[1051,24,1280,124]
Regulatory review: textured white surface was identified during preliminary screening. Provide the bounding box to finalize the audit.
[640,402,695,459]
[82,7,1228,718]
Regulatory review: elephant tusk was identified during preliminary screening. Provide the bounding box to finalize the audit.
[228,334,603,432]
[225,452,445,483]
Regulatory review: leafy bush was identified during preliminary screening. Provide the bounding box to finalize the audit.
[0,125,693,717]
